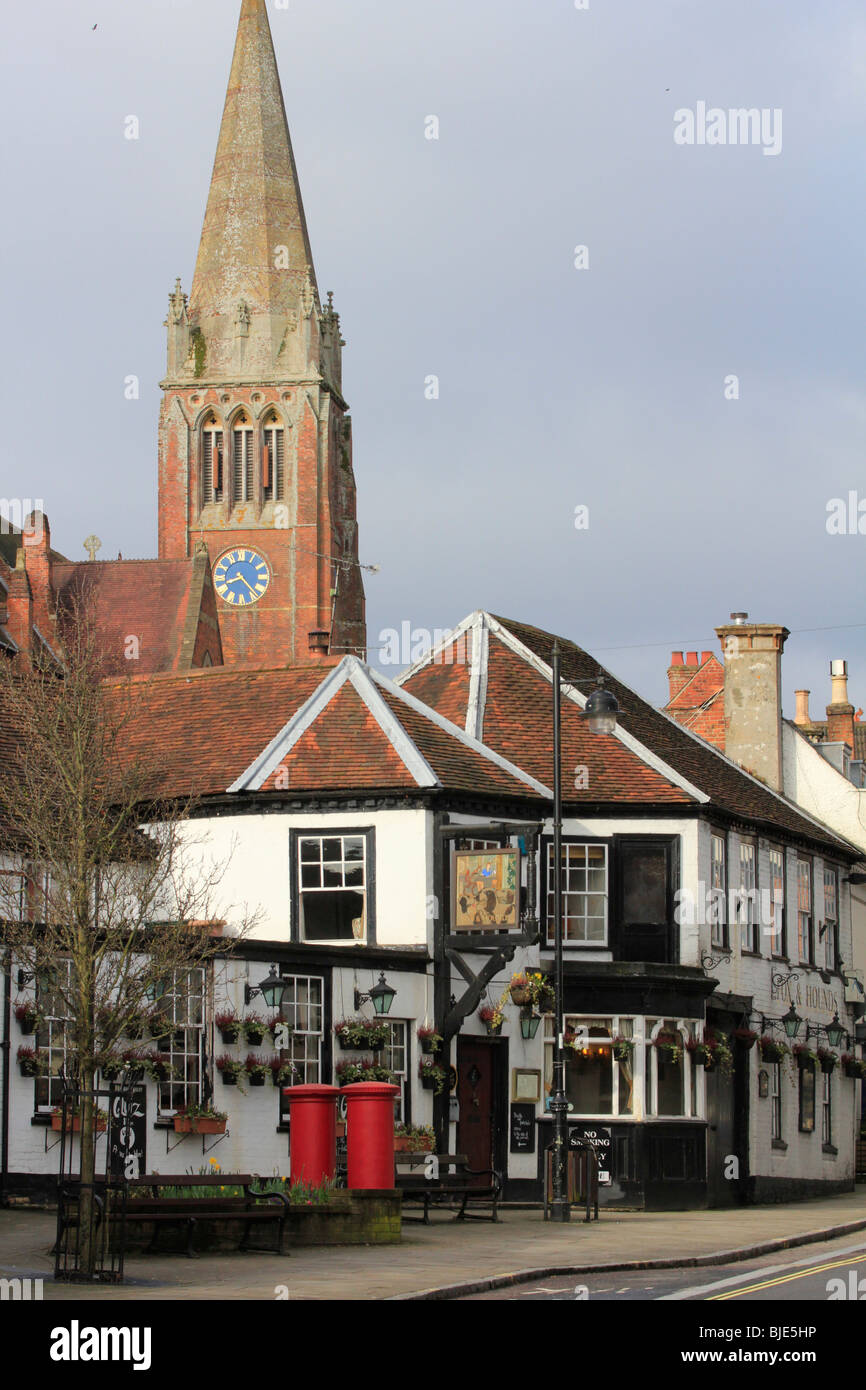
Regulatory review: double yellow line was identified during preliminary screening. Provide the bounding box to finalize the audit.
[709,1251,866,1300]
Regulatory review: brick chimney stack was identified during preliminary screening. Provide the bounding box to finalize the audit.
[715,612,789,791]
[826,659,855,751]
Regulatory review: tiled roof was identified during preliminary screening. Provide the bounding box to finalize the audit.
[52,559,216,675]
[111,659,545,803]
[400,611,858,855]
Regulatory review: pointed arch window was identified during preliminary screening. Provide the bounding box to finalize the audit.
[263,413,285,501]
[232,412,254,504]
[201,415,224,504]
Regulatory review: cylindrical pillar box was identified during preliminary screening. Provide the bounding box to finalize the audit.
[282,1083,340,1185]
[343,1081,400,1189]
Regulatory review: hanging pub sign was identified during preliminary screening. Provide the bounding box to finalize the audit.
[453,848,519,932]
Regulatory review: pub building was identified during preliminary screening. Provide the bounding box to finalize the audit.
[3,612,862,1211]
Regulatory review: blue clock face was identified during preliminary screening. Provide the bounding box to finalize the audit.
[214,548,270,607]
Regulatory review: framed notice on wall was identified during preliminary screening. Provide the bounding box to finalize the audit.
[453,848,519,931]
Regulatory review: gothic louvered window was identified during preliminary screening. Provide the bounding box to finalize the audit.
[263,417,285,501]
[202,417,223,503]
[232,414,254,504]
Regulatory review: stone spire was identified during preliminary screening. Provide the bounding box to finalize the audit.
[188,0,319,380]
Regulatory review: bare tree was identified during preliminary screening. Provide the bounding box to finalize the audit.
[0,593,254,1277]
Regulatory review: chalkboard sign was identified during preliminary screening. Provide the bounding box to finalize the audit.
[510,1103,536,1153]
[108,1087,147,1181]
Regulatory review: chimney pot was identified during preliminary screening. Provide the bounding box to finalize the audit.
[686,651,698,666]
[700,651,713,665]
[794,689,811,725]
[730,612,748,625]
[671,651,684,666]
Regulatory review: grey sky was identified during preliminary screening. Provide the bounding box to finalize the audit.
[2,0,864,715]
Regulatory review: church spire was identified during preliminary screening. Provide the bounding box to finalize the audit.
[188,0,319,380]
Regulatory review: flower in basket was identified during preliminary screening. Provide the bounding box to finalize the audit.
[334,1016,390,1049]
[702,1029,734,1075]
[244,1052,270,1082]
[394,1121,435,1151]
[242,1013,268,1044]
[758,1034,789,1062]
[17,1045,47,1076]
[508,972,532,1004]
[14,1000,39,1032]
[653,1031,682,1063]
[478,1004,504,1030]
[268,1055,297,1086]
[732,1028,758,1048]
[792,1043,818,1069]
[175,1101,228,1123]
[335,1057,374,1086]
[215,1053,245,1084]
[842,1054,866,1079]
[215,1010,241,1041]
[143,1051,173,1081]
[418,1057,448,1093]
[611,1034,635,1058]
[817,1048,839,1071]
[416,1025,443,1053]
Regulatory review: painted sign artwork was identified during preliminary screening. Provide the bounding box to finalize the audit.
[453,849,519,931]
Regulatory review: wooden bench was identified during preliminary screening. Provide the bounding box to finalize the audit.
[395,1152,501,1223]
[122,1174,290,1257]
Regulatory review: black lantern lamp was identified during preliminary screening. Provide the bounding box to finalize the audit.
[781,1004,803,1040]
[354,973,396,1016]
[826,1012,845,1050]
[520,1012,542,1040]
[582,676,621,736]
[245,964,287,1010]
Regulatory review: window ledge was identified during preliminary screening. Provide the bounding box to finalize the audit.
[30,1114,51,1127]
[771,1138,788,1151]
[741,950,763,959]
[822,1143,838,1156]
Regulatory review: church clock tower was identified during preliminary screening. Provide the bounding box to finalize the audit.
[158,0,366,666]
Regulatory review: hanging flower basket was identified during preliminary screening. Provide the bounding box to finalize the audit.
[653,1033,682,1064]
[686,1039,712,1068]
[793,1046,817,1073]
[215,1054,244,1086]
[418,1060,447,1094]
[334,1018,390,1051]
[758,1035,788,1063]
[417,1027,443,1055]
[733,1028,758,1051]
[17,1046,47,1078]
[479,1005,504,1035]
[242,1016,268,1047]
[817,1050,838,1075]
[842,1055,866,1080]
[14,1002,39,1036]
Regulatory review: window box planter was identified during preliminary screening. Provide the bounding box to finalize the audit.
[51,1110,107,1134]
[394,1134,433,1153]
[173,1113,227,1136]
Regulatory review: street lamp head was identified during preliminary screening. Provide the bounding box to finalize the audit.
[826,1012,845,1050]
[583,675,620,735]
[781,1004,803,1040]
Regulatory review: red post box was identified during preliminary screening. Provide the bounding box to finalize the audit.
[282,1083,340,1185]
[343,1081,400,1189]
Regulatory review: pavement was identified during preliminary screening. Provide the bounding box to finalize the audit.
[2,1191,866,1300]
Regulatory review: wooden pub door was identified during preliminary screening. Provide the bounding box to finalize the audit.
[456,1037,506,1185]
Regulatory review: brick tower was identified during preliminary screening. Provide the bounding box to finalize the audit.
[158,0,365,666]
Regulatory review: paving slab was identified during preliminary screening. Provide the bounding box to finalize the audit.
[1,1191,865,1300]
